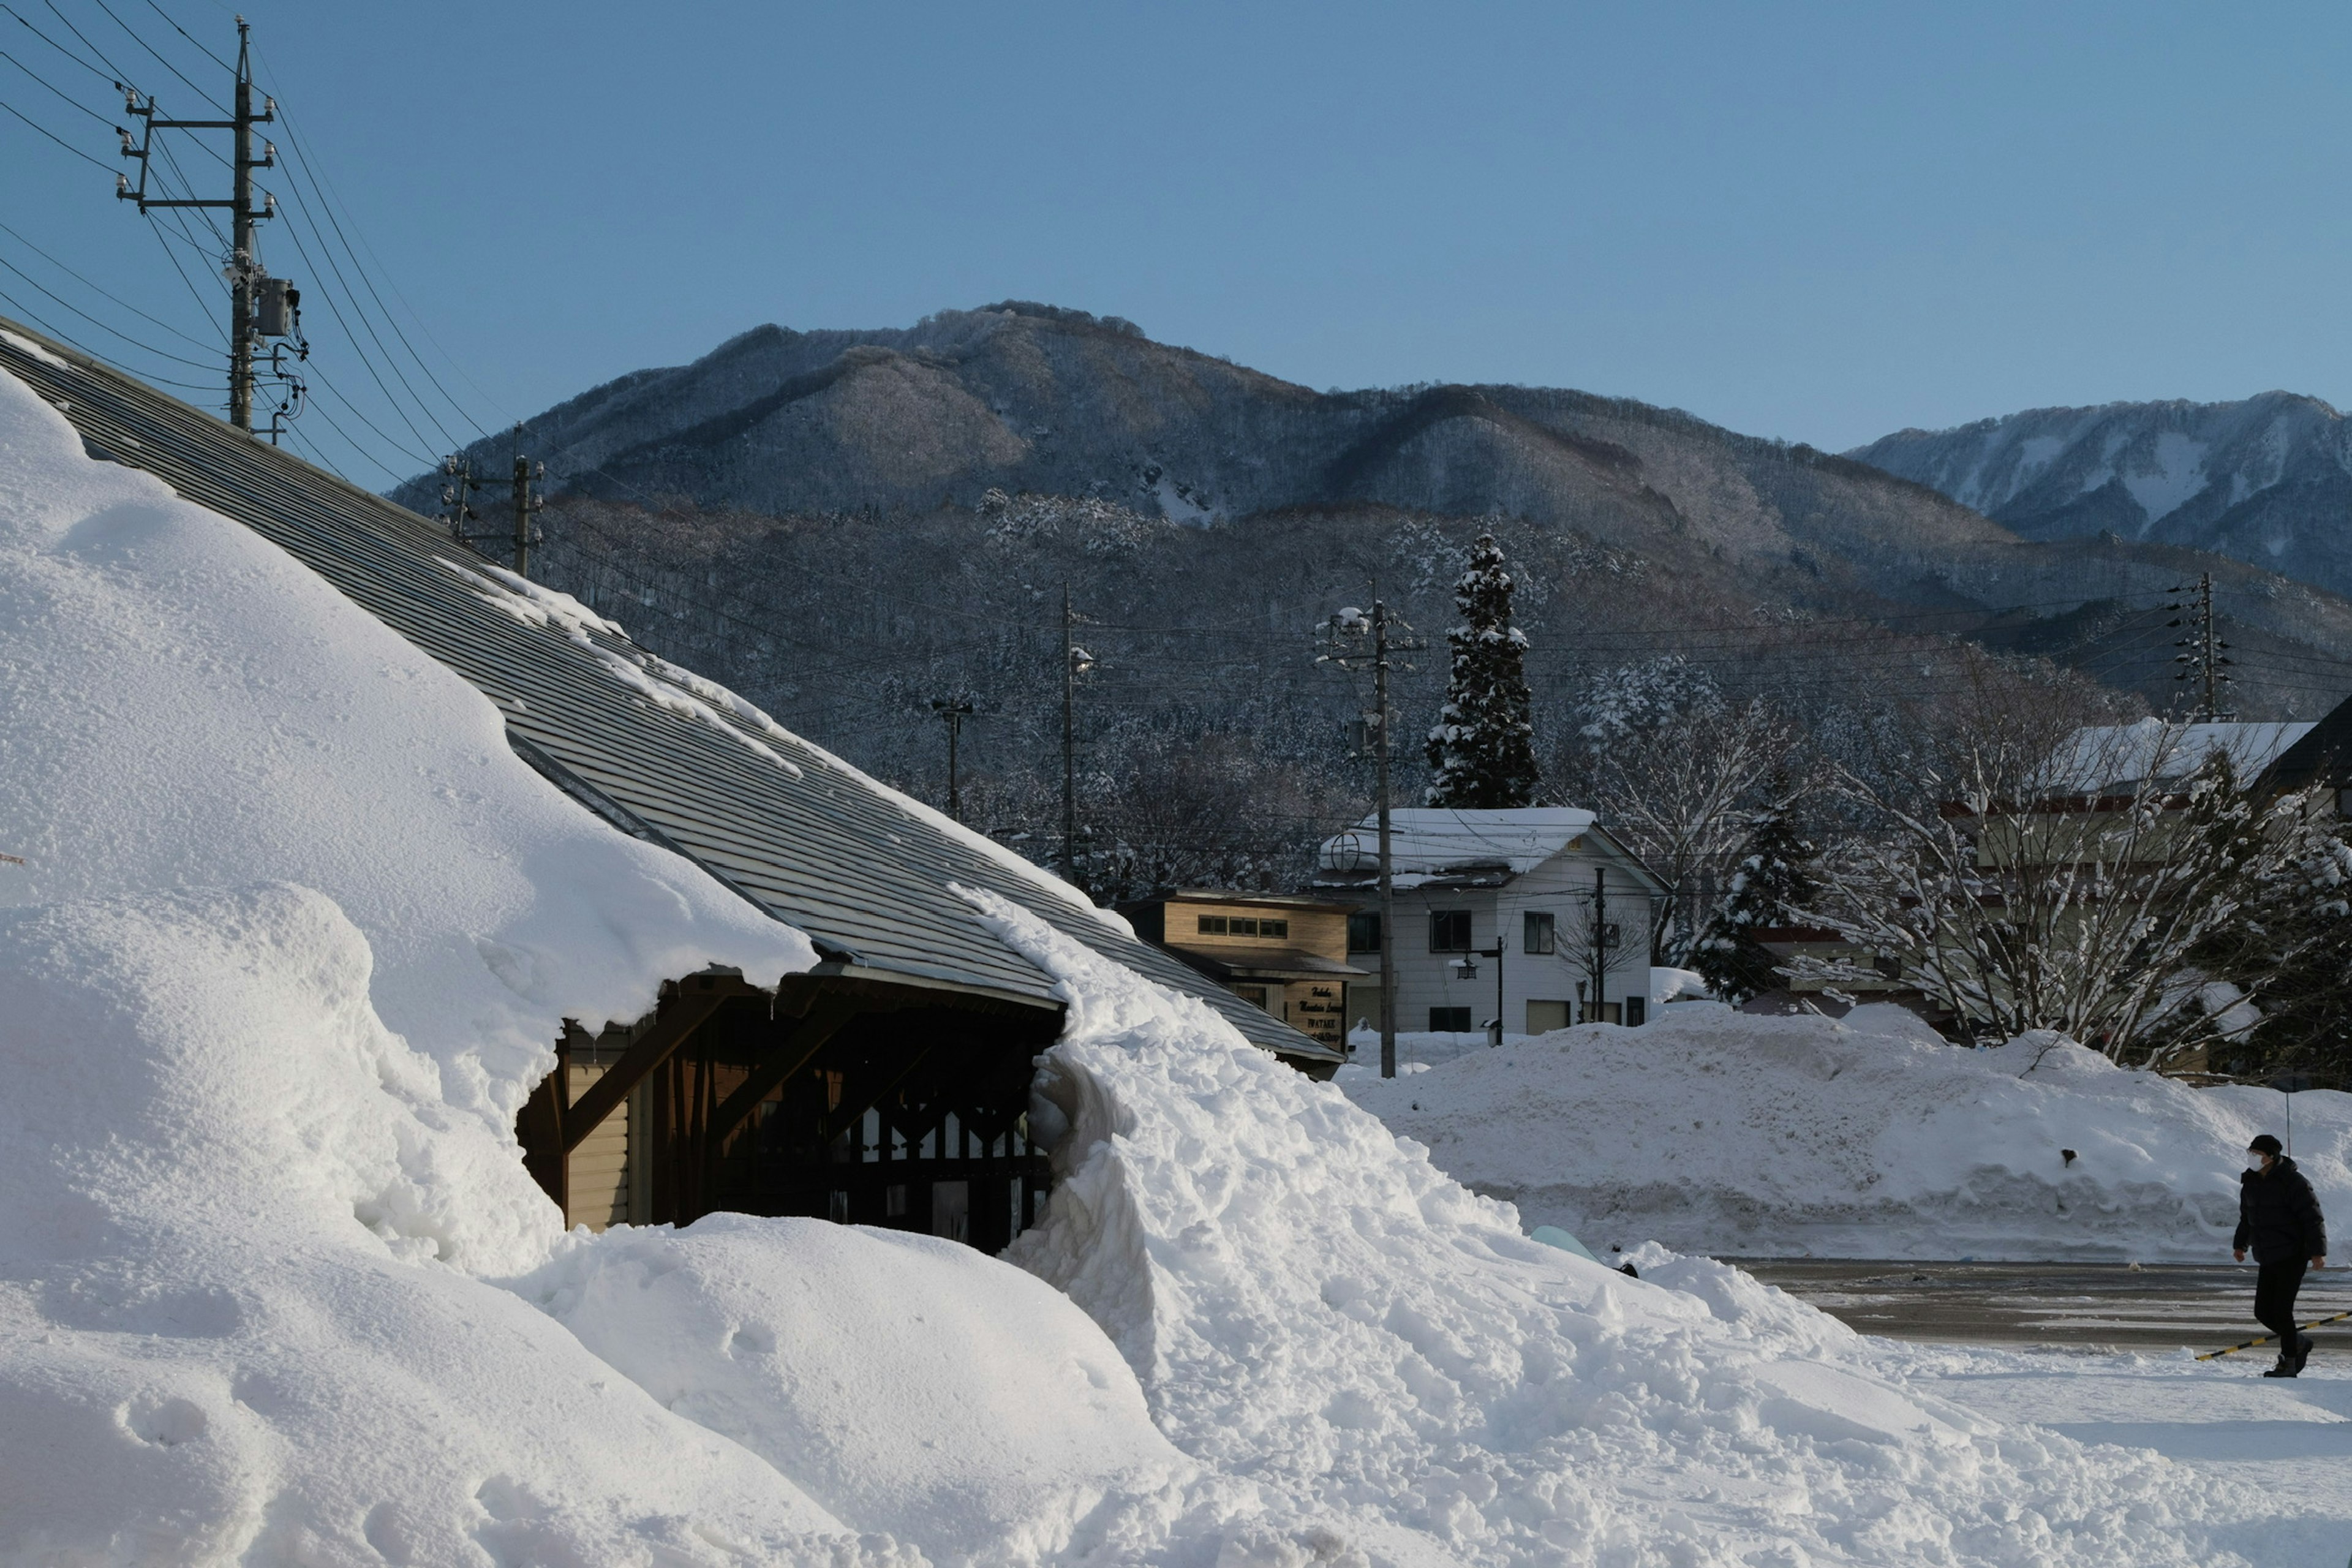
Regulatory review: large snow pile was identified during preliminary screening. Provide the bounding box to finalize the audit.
[0,368,1175,1563]
[0,364,2295,1566]
[1344,1001,2346,1262]
[980,893,2275,1566]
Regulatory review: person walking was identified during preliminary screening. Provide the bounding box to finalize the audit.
[2234,1133,2328,1378]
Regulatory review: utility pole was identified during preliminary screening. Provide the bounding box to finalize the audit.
[441,456,478,542]
[1058,585,1094,891]
[2169,571,2233,721]
[117,18,287,431]
[510,450,545,578]
[1322,594,1425,1079]
[441,432,543,577]
[930,695,976,821]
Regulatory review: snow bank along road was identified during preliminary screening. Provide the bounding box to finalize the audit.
[0,359,2335,1564]
[1344,1002,2352,1262]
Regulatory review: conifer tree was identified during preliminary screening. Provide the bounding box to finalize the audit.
[1424,534,1539,807]
[1694,788,1817,1003]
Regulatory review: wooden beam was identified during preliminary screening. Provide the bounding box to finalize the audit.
[815,1041,944,1152]
[516,1032,569,1211]
[560,979,748,1155]
[703,996,862,1155]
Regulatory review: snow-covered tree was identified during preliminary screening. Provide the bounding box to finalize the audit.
[1578,688,1795,963]
[1425,534,1539,808]
[1694,784,1818,1003]
[1792,726,2343,1066]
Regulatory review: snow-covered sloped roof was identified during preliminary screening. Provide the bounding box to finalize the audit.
[0,317,1331,1066]
[2040,717,2315,793]
[1317,806,1598,878]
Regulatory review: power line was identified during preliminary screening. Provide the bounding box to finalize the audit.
[0,2,116,87]
[0,214,215,350]
[139,0,224,70]
[0,89,113,167]
[0,287,216,390]
[89,0,225,114]
[0,248,216,368]
[37,0,135,89]
[0,42,113,124]
[268,104,485,441]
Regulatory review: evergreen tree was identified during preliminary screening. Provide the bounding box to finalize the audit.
[1694,788,1817,1003]
[1425,534,1539,807]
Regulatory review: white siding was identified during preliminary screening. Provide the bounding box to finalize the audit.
[1346,850,1657,1036]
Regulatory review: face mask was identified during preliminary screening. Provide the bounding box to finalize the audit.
[2248,1154,2271,1172]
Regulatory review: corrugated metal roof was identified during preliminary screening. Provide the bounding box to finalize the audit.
[0,317,1338,1064]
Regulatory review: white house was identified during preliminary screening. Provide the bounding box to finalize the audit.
[1312,807,1671,1037]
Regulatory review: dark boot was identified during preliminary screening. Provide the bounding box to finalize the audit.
[2292,1334,2315,1374]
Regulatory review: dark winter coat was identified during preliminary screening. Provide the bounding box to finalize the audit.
[2236,1156,2328,1264]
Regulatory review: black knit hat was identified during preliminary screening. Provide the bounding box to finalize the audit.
[2250,1134,2284,1156]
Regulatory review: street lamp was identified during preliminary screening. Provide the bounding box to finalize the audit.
[1450,943,1507,1047]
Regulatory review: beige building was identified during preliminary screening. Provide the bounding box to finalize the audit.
[1118,891,1368,1065]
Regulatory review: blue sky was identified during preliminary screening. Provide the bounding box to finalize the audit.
[4,1,2347,486]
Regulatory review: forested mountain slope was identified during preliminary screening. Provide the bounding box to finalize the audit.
[391,306,2352,893]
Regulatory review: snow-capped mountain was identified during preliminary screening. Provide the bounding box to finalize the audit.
[1850,392,2352,596]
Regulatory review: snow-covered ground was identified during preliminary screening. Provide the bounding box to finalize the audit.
[0,360,2338,1564]
[1343,1003,2348,1262]
[1896,1344,2352,1568]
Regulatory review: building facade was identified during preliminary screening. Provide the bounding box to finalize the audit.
[1118,891,1366,1060]
[1313,809,1670,1038]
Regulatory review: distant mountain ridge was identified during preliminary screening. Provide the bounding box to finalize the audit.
[394,306,2352,720]
[1849,391,2352,598]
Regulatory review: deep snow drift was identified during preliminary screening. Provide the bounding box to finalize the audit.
[1344,1002,2345,1262]
[981,895,2280,1566]
[0,361,2306,1566]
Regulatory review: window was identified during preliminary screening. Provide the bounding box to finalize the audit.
[1196,915,1228,935]
[1261,918,1288,939]
[1599,922,1622,948]
[1523,911,1555,954]
[1430,1006,1473,1032]
[1624,996,1647,1027]
[1430,910,1472,952]
[1348,911,1382,952]
[1233,985,1271,1012]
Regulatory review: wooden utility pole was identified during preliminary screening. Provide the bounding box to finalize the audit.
[930,695,975,821]
[1321,594,1423,1079]
[1373,600,1401,1080]
[1059,584,1089,889]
